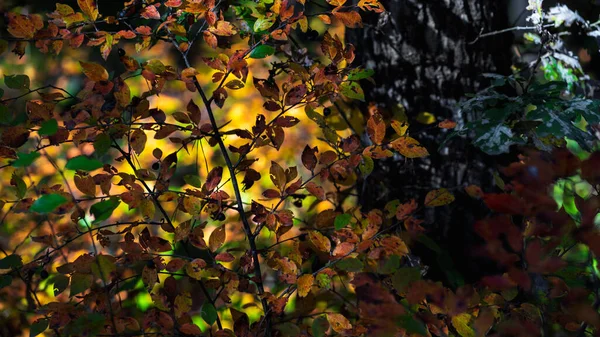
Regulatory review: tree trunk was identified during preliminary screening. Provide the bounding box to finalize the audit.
[347,0,514,284]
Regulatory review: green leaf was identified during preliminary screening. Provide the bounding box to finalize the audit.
[4,74,30,90]
[90,197,120,223]
[379,254,401,275]
[66,156,103,171]
[334,213,352,230]
[276,322,301,336]
[184,174,202,188]
[392,267,421,293]
[91,255,116,282]
[38,119,58,136]
[0,275,12,288]
[315,273,331,289]
[358,155,374,176]
[30,318,48,337]
[201,302,218,326]
[0,254,22,269]
[416,234,442,253]
[312,316,329,337]
[12,174,27,198]
[30,194,68,214]
[396,315,427,336]
[347,68,374,81]
[52,274,70,296]
[93,133,111,155]
[12,152,41,168]
[70,273,92,296]
[249,45,275,59]
[336,258,364,272]
[340,81,365,101]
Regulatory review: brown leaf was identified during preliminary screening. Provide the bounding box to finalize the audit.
[301,145,318,171]
[285,84,307,106]
[1,126,30,148]
[269,161,286,191]
[209,226,226,252]
[142,265,158,291]
[205,167,223,192]
[130,128,147,154]
[367,113,385,144]
[305,182,325,201]
[79,61,109,82]
[74,174,96,197]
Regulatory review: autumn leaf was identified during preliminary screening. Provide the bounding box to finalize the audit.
[209,226,226,252]
[6,13,38,39]
[438,119,457,129]
[79,61,109,82]
[390,137,429,158]
[424,188,455,207]
[130,129,147,154]
[332,10,363,28]
[327,313,352,333]
[270,161,287,191]
[77,0,99,21]
[308,231,331,253]
[367,113,386,144]
[297,274,314,297]
[301,145,318,171]
[142,265,158,291]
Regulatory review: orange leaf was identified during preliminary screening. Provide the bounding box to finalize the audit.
[366,113,385,144]
[438,119,457,129]
[390,137,429,158]
[269,161,287,191]
[308,231,331,253]
[332,10,362,28]
[7,13,37,39]
[424,188,455,207]
[327,313,352,333]
[297,274,314,297]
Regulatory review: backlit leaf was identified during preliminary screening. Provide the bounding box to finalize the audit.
[79,61,109,82]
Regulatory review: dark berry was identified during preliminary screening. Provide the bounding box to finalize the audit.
[323,108,332,117]
[217,213,226,221]
[151,162,160,170]
[40,270,49,279]
[118,48,126,57]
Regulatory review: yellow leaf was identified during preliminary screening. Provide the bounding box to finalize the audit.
[297,274,314,297]
[390,120,408,136]
[186,258,207,280]
[416,111,436,124]
[308,231,331,253]
[390,137,429,158]
[327,313,352,333]
[77,0,99,21]
[174,293,192,318]
[452,313,475,337]
[424,188,455,207]
[79,61,108,82]
[139,198,155,219]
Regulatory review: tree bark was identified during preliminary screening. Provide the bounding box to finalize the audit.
[347,0,514,284]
